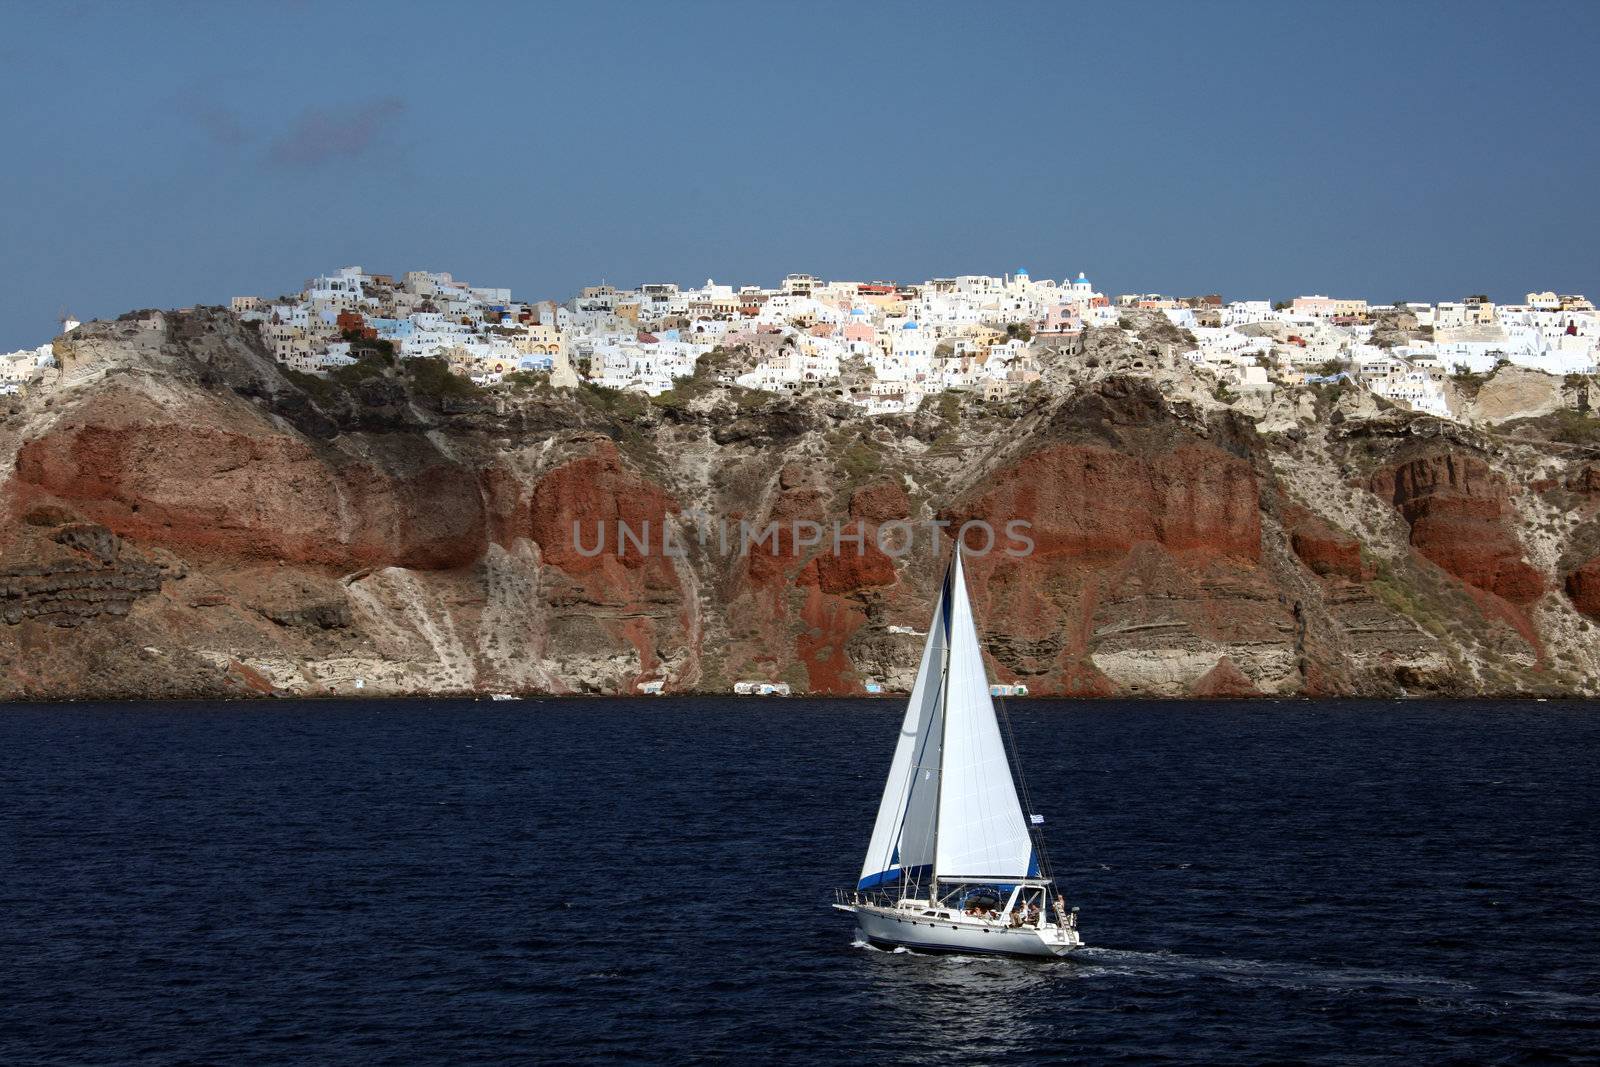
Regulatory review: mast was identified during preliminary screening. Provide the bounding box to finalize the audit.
[928,548,956,903]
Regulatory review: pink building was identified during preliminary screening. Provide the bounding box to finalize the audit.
[1292,295,1337,317]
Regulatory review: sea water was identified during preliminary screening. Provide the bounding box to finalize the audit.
[2,698,1597,1063]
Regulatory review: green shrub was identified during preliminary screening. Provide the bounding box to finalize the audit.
[405,356,481,400]
[282,367,339,405]
[578,381,649,419]
[938,391,961,425]
[329,355,390,388]
[502,370,551,393]
[342,332,398,363]
[839,437,882,483]
[1447,367,1487,395]
[1550,408,1600,445]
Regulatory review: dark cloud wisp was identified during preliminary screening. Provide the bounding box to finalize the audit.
[268,98,406,167]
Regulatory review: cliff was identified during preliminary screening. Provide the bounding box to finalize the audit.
[4,307,1600,700]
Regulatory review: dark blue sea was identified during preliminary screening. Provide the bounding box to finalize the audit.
[2,699,1598,1064]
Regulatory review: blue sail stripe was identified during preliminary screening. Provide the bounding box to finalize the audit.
[858,864,932,890]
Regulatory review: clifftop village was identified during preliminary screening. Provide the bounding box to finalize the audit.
[5,265,1598,421]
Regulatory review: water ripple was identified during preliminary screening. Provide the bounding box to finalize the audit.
[1,697,1597,1063]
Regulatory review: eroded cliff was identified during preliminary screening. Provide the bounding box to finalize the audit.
[3,308,1599,699]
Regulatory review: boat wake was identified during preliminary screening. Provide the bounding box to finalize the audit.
[852,934,992,960]
[1070,946,1477,995]
[851,939,1600,1023]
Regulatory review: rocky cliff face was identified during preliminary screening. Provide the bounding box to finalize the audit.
[4,308,1600,699]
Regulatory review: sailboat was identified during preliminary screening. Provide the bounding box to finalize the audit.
[832,548,1082,958]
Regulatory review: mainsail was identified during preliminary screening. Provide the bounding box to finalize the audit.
[857,549,1035,891]
[856,574,948,889]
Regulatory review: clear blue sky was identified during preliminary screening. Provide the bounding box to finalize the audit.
[1,0,1595,349]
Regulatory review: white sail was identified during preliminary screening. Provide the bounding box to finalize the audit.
[857,578,949,890]
[933,550,1036,883]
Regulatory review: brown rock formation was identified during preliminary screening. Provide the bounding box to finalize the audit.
[1565,558,1600,618]
[1191,656,1262,698]
[1567,464,1600,494]
[14,393,484,570]
[950,442,1262,565]
[1283,504,1368,580]
[1370,453,1544,605]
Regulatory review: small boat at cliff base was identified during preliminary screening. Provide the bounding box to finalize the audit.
[833,548,1082,958]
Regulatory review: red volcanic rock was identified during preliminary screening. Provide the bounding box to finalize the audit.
[791,477,906,595]
[1297,659,1336,698]
[796,578,868,694]
[518,441,686,688]
[226,659,279,695]
[1058,658,1117,697]
[1567,464,1600,494]
[524,441,678,573]
[1416,525,1546,605]
[1290,527,1365,580]
[850,479,911,525]
[942,442,1278,696]
[736,472,907,691]
[946,442,1262,563]
[1191,656,1261,698]
[803,545,897,596]
[740,464,831,586]
[1370,453,1544,605]
[1566,558,1600,617]
[14,404,484,570]
[1283,505,1367,580]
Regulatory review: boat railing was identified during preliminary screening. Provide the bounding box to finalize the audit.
[833,887,901,909]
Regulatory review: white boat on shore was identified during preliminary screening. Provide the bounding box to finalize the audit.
[733,681,791,696]
[832,548,1081,958]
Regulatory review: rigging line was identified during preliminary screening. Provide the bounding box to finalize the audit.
[965,548,1054,884]
[995,687,1055,884]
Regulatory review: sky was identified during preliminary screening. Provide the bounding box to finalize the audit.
[1,0,1596,349]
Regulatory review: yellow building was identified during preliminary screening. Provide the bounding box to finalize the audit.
[520,322,565,356]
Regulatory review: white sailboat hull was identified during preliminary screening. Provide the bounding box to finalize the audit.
[837,902,1080,959]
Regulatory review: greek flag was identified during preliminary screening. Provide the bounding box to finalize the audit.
[1030,813,1045,825]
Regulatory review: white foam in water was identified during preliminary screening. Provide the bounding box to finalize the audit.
[1073,947,1477,994]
